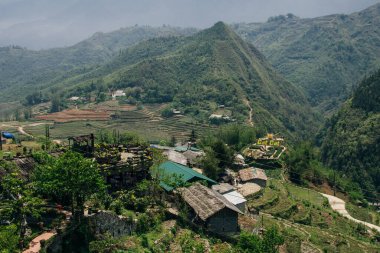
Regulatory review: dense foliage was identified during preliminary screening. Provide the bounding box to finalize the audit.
[33,151,106,216]
[65,22,317,139]
[320,71,380,199]
[234,3,380,112]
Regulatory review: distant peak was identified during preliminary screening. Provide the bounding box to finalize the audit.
[210,21,230,33]
[196,21,237,40]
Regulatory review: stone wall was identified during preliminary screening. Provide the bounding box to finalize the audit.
[87,211,136,238]
[45,211,136,252]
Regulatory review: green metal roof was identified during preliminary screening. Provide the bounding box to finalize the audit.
[155,161,216,191]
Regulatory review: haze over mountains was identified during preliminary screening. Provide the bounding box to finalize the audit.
[0,0,379,49]
[1,3,380,141]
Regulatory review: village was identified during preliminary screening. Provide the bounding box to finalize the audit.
[0,128,290,251]
[2,94,380,252]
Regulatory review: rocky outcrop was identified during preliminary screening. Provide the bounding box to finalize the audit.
[87,211,136,238]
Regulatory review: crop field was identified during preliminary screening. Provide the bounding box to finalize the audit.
[248,179,380,252]
[35,109,111,123]
[18,105,217,143]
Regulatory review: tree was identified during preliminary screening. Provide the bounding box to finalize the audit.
[50,95,61,113]
[33,151,106,219]
[0,225,19,253]
[284,142,314,185]
[0,172,44,248]
[201,147,221,180]
[170,136,177,147]
[189,129,196,143]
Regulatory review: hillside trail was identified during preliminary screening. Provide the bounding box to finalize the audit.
[18,126,33,137]
[242,97,254,126]
[322,193,380,232]
[23,210,72,253]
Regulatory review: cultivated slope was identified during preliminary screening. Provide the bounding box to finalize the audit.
[0,26,196,102]
[48,22,319,140]
[234,3,380,112]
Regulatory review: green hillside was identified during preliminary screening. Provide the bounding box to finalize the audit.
[234,3,380,113]
[0,26,196,102]
[320,69,380,197]
[41,22,318,140]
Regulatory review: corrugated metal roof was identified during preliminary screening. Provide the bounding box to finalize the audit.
[155,161,216,191]
[223,190,247,205]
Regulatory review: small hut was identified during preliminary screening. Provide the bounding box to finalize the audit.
[68,134,95,156]
[213,183,247,213]
[238,167,267,187]
[179,183,243,234]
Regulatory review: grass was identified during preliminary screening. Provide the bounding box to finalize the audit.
[346,203,380,226]
[285,182,326,206]
[245,178,380,252]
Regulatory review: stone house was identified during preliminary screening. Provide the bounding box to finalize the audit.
[179,183,243,234]
[238,167,267,187]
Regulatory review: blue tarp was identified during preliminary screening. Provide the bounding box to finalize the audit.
[2,132,15,139]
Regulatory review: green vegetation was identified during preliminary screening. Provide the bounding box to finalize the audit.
[3,22,319,141]
[320,70,380,199]
[237,227,284,253]
[247,179,380,252]
[33,152,106,216]
[234,3,380,112]
[0,164,45,250]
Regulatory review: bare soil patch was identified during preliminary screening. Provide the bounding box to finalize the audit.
[35,109,111,123]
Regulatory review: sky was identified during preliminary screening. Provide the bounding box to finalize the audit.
[0,0,379,49]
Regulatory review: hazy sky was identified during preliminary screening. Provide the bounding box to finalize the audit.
[0,0,379,49]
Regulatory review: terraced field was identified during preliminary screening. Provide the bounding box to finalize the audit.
[247,179,380,252]
[23,106,218,142]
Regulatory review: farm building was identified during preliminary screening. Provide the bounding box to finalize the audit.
[154,161,216,191]
[112,90,126,98]
[68,134,95,156]
[238,167,267,187]
[213,183,247,213]
[212,183,235,194]
[179,183,243,234]
[182,150,204,166]
[164,149,188,165]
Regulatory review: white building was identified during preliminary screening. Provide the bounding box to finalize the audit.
[112,90,126,99]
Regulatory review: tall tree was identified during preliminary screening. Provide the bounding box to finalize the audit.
[0,172,44,248]
[33,151,106,219]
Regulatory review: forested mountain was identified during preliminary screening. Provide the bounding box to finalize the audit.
[234,3,380,113]
[40,22,317,140]
[320,69,380,197]
[3,3,380,115]
[0,26,196,102]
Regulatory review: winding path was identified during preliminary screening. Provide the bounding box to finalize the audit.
[322,193,380,232]
[242,97,254,126]
[23,232,56,253]
[22,210,72,253]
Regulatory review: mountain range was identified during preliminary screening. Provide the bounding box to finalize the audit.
[1,3,380,116]
[234,3,380,112]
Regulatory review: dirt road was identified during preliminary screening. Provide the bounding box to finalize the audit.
[322,193,380,232]
[23,232,56,253]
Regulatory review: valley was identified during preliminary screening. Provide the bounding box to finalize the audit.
[1,2,380,253]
